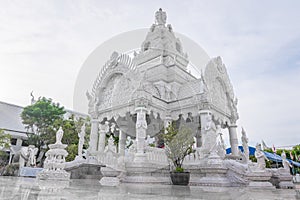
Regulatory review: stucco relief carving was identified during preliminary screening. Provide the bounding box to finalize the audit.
[212,78,228,113]
[98,74,121,110]
[92,52,137,97]
[112,76,134,107]
[204,56,238,121]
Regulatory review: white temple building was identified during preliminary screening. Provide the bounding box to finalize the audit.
[87,9,239,159]
[79,9,294,188]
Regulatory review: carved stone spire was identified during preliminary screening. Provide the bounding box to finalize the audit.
[155,8,167,26]
[134,8,188,70]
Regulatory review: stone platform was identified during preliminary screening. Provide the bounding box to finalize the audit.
[0,176,299,200]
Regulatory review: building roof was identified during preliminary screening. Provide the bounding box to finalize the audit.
[0,100,88,139]
[0,101,28,134]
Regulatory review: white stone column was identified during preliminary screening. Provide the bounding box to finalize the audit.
[16,138,23,147]
[88,119,99,152]
[134,107,148,162]
[98,122,109,153]
[198,110,211,148]
[118,130,126,156]
[228,124,239,156]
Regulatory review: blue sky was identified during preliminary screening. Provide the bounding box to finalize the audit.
[0,0,299,147]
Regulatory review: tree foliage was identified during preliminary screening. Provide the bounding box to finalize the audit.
[0,129,11,150]
[0,129,11,166]
[21,97,90,162]
[22,97,66,134]
[163,122,194,172]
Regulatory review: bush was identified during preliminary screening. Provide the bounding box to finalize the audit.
[66,144,78,162]
[0,151,9,166]
[1,164,19,176]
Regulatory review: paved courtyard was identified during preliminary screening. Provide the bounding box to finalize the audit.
[0,176,299,200]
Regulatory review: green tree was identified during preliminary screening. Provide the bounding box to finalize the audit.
[0,129,11,149]
[21,97,66,148]
[292,144,300,161]
[21,97,90,162]
[163,122,194,172]
[0,129,11,166]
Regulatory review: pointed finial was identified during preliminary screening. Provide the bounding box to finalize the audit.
[155,8,167,26]
[241,127,245,134]
[30,91,35,105]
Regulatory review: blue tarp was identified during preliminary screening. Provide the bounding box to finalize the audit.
[226,146,300,167]
[264,151,300,167]
[226,146,256,155]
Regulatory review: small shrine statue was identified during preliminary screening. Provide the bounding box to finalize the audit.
[145,135,151,146]
[202,115,217,154]
[255,143,269,170]
[55,127,64,144]
[19,145,38,168]
[241,127,249,161]
[27,145,38,167]
[204,115,216,131]
[128,140,137,154]
[144,135,152,151]
[136,111,147,129]
[281,151,292,171]
[110,123,116,133]
[105,135,117,153]
[78,124,86,157]
[216,130,226,159]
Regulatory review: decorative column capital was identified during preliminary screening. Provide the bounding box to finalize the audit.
[91,119,99,123]
[199,110,212,115]
[135,106,148,113]
[228,124,237,128]
[134,98,149,109]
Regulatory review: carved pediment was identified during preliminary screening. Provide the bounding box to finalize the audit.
[204,57,238,121]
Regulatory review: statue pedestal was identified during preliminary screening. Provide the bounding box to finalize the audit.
[37,142,70,181]
[19,167,43,177]
[269,168,294,189]
[188,154,231,187]
[246,170,274,189]
[99,167,122,186]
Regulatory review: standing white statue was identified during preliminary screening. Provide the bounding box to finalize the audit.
[78,124,86,158]
[202,115,217,155]
[28,145,38,167]
[241,127,249,161]
[281,151,292,171]
[55,127,64,144]
[255,144,269,170]
[216,131,226,159]
[110,123,116,133]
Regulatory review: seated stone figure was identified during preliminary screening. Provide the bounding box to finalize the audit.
[105,135,117,154]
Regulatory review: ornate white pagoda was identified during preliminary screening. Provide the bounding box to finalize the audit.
[82,9,292,187]
[87,8,239,158]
